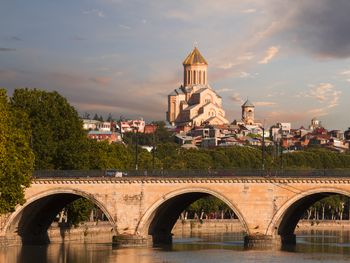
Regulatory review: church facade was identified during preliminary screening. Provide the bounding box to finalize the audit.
[166,47,229,127]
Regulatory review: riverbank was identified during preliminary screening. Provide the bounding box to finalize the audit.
[44,219,350,243]
[172,219,350,235]
[47,221,115,243]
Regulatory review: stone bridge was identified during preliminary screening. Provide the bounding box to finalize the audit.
[1,173,350,247]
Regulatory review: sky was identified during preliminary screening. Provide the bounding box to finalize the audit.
[1,0,350,130]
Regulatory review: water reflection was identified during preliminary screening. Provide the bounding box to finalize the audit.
[2,230,350,263]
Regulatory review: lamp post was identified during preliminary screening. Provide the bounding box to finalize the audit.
[262,127,265,171]
[152,131,156,171]
[134,127,139,171]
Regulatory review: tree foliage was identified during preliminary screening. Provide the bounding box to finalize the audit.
[66,198,94,226]
[10,88,88,170]
[0,89,34,213]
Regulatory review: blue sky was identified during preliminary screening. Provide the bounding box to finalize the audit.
[1,0,350,130]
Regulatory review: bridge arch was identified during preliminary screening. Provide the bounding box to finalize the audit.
[5,188,115,244]
[267,187,350,244]
[136,187,248,244]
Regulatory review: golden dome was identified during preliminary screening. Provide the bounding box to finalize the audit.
[183,47,208,65]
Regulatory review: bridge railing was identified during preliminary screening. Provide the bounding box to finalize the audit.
[32,169,350,179]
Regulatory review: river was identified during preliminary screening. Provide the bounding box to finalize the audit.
[2,230,350,263]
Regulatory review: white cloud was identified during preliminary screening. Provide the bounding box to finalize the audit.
[230,93,244,103]
[82,9,105,18]
[294,83,341,117]
[255,101,277,107]
[309,83,341,108]
[218,62,236,70]
[119,24,131,30]
[238,71,250,78]
[216,88,232,93]
[241,9,257,14]
[258,46,279,64]
[339,69,350,82]
[237,52,254,61]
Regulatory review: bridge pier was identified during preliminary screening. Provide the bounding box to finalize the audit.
[244,234,279,249]
[112,234,150,247]
[152,233,173,245]
[280,234,296,245]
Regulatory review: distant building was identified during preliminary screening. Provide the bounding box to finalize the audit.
[82,119,100,130]
[241,99,255,125]
[233,100,262,128]
[87,131,121,144]
[345,127,350,140]
[120,119,145,133]
[96,121,112,132]
[167,47,229,128]
[309,117,322,131]
[270,122,291,142]
[144,124,157,134]
[329,130,344,140]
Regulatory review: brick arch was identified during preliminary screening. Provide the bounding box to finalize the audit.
[4,188,115,244]
[136,187,249,243]
[266,187,350,242]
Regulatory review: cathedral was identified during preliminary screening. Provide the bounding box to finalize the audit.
[166,47,229,127]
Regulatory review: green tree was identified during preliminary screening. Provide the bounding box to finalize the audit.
[10,88,89,170]
[87,140,132,170]
[66,198,94,226]
[0,89,34,213]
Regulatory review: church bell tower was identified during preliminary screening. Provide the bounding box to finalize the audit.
[182,47,208,86]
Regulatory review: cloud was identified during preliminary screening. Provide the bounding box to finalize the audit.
[230,93,244,104]
[307,108,328,117]
[241,9,257,14]
[218,62,236,70]
[11,36,22,41]
[309,83,341,108]
[238,71,251,78]
[90,76,113,86]
[216,88,232,93]
[0,48,16,51]
[2,68,175,121]
[82,9,105,18]
[258,46,279,64]
[339,69,350,82]
[254,101,277,107]
[269,0,350,59]
[237,52,254,61]
[296,83,341,117]
[119,24,131,30]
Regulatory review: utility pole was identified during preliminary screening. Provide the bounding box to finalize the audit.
[134,128,139,171]
[280,140,283,170]
[152,131,155,171]
[262,126,265,171]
